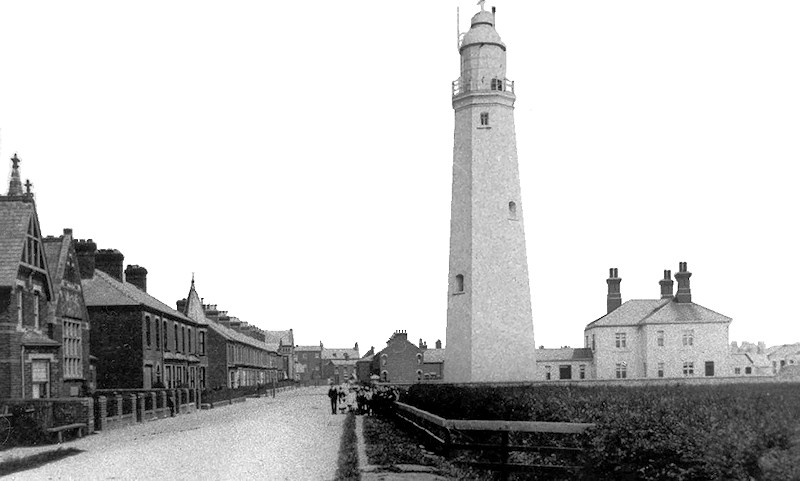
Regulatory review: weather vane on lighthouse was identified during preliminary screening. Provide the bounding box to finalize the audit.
[477,0,486,11]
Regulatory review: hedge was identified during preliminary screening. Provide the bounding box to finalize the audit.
[402,383,800,480]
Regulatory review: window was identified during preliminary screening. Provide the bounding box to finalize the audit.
[657,362,664,378]
[155,319,160,351]
[490,78,503,91]
[455,274,464,293]
[682,330,694,346]
[683,362,695,376]
[559,365,572,380]
[188,328,192,354]
[657,330,664,347]
[156,363,162,384]
[545,365,551,380]
[734,367,741,375]
[63,319,83,379]
[381,354,387,366]
[615,333,627,349]
[480,112,489,126]
[508,201,517,220]
[591,334,595,351]
[163,321,169,350]
[181,326,186,353]
[416,353,422,365]
[199,331,206,355]
[31,360,50,398]
[745,366,752,375]
[174,324,179,352]
[33,291,40,329]
[579,364,586,379]
[705,361,715,377]
[16,288,23,327]
[615,363,627,379]
[381,370,388,382]
[145,316,151,347]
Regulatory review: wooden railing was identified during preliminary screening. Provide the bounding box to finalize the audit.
[394,401,595,480]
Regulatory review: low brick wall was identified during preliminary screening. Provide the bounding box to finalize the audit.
[92,388,199,431]
[0,397,94,443]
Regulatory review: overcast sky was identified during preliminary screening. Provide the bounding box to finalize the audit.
[2,1,799,355]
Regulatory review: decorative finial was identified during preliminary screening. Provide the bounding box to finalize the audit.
[191,272,195,287]
[478,0,486,12]
[8,153,24,196]
[24,179,33,195]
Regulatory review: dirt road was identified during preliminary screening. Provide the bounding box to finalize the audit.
[5,386,344,480]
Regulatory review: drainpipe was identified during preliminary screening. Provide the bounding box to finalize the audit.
[20,346,25,398]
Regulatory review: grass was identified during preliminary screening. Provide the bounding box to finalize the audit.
[335,413,360,481]
[363,414,483,479]
[0,448,83,477]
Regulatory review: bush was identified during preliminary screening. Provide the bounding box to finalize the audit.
[402,383,800,481]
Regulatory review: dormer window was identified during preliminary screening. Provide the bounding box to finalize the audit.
[480,112,489,126]
[33,291,40,329]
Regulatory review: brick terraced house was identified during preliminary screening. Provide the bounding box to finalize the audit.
[181,282,281,389]
[79,243,208,390]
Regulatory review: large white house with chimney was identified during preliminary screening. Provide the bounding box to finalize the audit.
[581,263,733,380]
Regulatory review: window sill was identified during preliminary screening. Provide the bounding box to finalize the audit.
[452,291,465,296]
[477,126,492,130]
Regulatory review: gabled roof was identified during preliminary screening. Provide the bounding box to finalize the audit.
[422,348,445,364]
[535,348,593,362]
[327,359,358,366]
[585,299,731,329]
[322,348,359,360]
[263,330,293,346]
[766,344,800,358]
[296,345,322,352]
[181,278,208,326]
[83,269,194,323]
[0,199,33,287]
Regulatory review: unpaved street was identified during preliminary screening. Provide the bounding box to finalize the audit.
[4,386,344,480]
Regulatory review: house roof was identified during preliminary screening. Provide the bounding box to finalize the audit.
[0,198,33,287]
[585,299,731,330]
[730,352,771,368]
[205,319,279,353]
[322,348,359,360]
[766,344,800,358]
[263,330,294,346]
[327,359,358,367]
[422,348,445,364]
[83,269,194,323]
[535,348,593,362]
[296,345,322,352]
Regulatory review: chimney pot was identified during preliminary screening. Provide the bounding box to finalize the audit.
[674,261,692,303]
[660,269,675,299]
[606,267,622,313]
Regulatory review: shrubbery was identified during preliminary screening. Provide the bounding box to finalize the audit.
[402,383,800,480]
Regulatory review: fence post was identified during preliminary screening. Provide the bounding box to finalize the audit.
[129,394,137,421]
[443,427,452,459]
[500,431,510,481]
[150,392,157,418]
[115,395,123,421]
[136,393,145,422]
[96,396,107,431]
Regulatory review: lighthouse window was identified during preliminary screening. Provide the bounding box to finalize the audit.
[455,274,464,293]
[491,78,503,91]
[480,112,489,126]
[508,201,517,220]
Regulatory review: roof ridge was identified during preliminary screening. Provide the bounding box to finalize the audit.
[95,269,142,305]
[639,298,672,323]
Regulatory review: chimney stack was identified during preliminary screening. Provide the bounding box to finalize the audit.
[674,262,692,303]
[606,268,622,313]
[659,270,674,299]
[176,298,187,313]
[125,264,148,291]
[96,249,124,282]
[74,239,97,279]
[435,339,442,349]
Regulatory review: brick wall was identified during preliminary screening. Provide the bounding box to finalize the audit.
[88,306,144,388]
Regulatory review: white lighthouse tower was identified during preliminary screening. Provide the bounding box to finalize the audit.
[444,5,537,383]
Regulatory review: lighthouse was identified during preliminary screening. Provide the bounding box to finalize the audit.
[444,6,537,383]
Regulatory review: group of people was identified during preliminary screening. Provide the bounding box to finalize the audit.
[327,379,398,415]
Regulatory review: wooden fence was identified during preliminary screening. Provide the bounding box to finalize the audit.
[394,401,595,480]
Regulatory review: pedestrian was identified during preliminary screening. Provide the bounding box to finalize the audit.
[327,381,338,414]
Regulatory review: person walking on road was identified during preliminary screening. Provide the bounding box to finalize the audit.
[327,381,339,414]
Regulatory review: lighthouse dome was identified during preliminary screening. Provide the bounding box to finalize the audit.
[460,11,505,52]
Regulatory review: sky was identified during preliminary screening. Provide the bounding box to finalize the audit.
[1,1,799,355]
